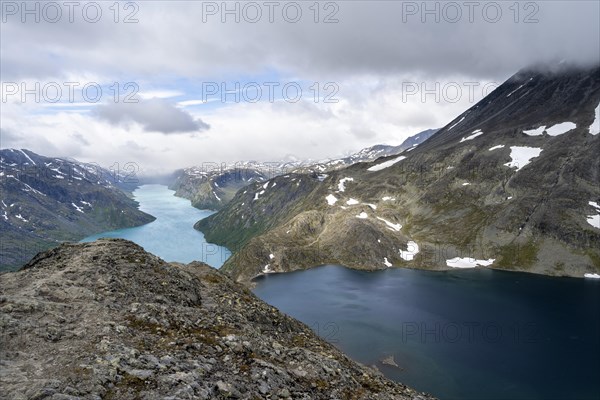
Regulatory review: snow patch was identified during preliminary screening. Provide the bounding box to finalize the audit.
[459,129,483,143]
[506,82,527,97]
[346,198,359,205]
[446,257,495,268]
[504,146,543,171]
[263,264,273,274]
[337,177,354,192]
[399,241,419,261]
[356,212,368,219]
[368,156,406,172]
[488,145,505,151]
[326,194,338,206]
[523,126,545,136]
[584,273,600,279]
[462,182,471,186]
[447,116,465,131]
[383,258,393,267]
[589,103,600,135]
[269,254,275,260]
[524,122,576,137]
[15,214,28,222]
[21,182,46,196]
[71,203,84,213]
[18,149,36,165]
[253,190,266,201]
[382,196,396,201]
[587,215,600,229]
[545,122,576,136]
[376,217,401,232]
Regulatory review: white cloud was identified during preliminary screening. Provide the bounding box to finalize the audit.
[1,1,598,174]
[138,90,184,100]
[94,98,210,134]
[177,99,208,107]
[0,72,501,173]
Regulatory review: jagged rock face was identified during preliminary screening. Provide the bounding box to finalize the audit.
[197,64,600,282]
[0,239,433,400]
[0,149,155,271]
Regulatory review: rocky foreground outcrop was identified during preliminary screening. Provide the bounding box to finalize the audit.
[0,239,433,400]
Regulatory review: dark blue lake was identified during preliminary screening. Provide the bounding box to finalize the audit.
[253,265,600,400]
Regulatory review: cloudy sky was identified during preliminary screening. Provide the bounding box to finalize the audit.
[1,0,599,174]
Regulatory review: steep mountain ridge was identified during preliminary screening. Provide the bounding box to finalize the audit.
[197,64,600,282]
[171,130,437,210]
[0,149,155,270]
[0,239,433,399]
[301,129,439,174]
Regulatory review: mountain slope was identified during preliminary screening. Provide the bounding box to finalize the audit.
[169,161,298,210]
[171,130,437,211]
[0,239,433,399]
[197,63,600,282]
[0,149,155,270]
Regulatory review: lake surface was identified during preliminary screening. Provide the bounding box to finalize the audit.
[81,184,230,268]
[253,266,600,400]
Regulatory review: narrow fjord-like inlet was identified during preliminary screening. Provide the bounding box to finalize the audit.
[81,184,230,268]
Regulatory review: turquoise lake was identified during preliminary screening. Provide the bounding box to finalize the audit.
[81,184,230,268]
[84,184,600,400]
